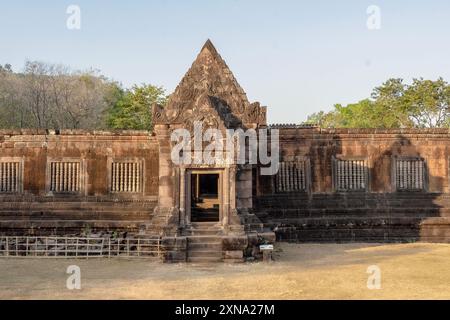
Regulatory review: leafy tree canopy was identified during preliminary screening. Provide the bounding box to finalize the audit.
[106,84,167,131]
[304,78,450,128]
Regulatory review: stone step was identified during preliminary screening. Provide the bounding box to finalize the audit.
[188,250,222,258]
[186,232,223,263]
[191,209,220,222]
[0,212,152,220]
[0,203,156,210]
[188,235,221,242]
[0,220,144,236]
[191,222,219,227]
[261,206,445,212]
[260,211,443,219]
[188,242,222,250]
[191,217,220,222]
[0,206,154,218]
[187,256,223,263]
[184,230,223,236]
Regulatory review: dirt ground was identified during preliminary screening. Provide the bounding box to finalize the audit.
[1,242,450,300]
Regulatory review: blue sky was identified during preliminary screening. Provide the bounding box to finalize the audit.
[1,0,450,123]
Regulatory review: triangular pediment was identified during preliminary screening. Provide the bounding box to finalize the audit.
[152,40,266,129]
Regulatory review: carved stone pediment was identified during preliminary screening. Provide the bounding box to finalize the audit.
[152,40,267,129]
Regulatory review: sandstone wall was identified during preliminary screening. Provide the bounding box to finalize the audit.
[0,130,159,235]
[256,128,450,242]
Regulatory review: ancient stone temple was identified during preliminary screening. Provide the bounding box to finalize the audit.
[2,40,450,262]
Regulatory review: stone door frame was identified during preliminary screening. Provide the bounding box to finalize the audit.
[179,166,236,229]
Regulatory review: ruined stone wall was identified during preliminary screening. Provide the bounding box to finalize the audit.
[256,128,450,243]
[0,129,159,236]
[0,129,159,196]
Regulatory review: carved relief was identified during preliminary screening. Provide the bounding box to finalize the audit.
[152,103,167,124]
[153,40,267,128]
[259,106,267,124]
[245,102,260,123]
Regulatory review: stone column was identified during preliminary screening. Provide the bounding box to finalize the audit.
[186,170,192,226]
[236,166,252,209]
[179,167,186,228]
[150,124,180,236]
[155,124,175,209]
[222,168,229,227]
[230,166,237,211]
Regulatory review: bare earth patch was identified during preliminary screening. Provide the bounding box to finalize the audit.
[1,242,450,300]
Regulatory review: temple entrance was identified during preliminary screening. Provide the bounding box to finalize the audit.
[190,173,220,222]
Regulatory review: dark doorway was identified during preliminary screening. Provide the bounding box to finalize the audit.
[191,173,220,222]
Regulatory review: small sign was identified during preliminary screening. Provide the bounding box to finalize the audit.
[260,244,274,251]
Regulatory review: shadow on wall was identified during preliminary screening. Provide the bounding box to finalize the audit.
[256,133,448,243]
[377,135,447,243]
[370,135,445,242]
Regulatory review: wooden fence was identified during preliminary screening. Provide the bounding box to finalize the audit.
[0,236,161,259]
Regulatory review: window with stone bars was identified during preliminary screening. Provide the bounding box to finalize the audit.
[276,161,307,192]
[334,159,367,191]
[0,161,22,193]
[110,161,143,193]
[49,161,81,193]
[395,158,425,191]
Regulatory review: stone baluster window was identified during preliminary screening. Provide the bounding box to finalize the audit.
[50,161,81,193]
[276,161,307,192]
[0,160,22,193]
[334,159,367,191]
[395,158,425,191]
[110,161,143,193]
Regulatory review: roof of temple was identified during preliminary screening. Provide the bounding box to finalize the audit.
[152,40,266,128]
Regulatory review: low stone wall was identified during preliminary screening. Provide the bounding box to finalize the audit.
[255,193,450,243]
[0,195,157,236]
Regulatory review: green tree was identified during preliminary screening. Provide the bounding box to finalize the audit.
[334,99,378,128]
[402,77,450,128]
[106,84,167,130]
[371,78,410,128]
[304,78,450,128]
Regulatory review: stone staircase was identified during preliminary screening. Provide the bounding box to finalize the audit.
[184,222,223,263]
[191,208,220,222]
[0,196,157,236]
[254,193,450,243]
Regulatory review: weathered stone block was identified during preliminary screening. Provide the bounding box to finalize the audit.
[222,235,248,251]
[163,250,187,263]
[224,250,243,259]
